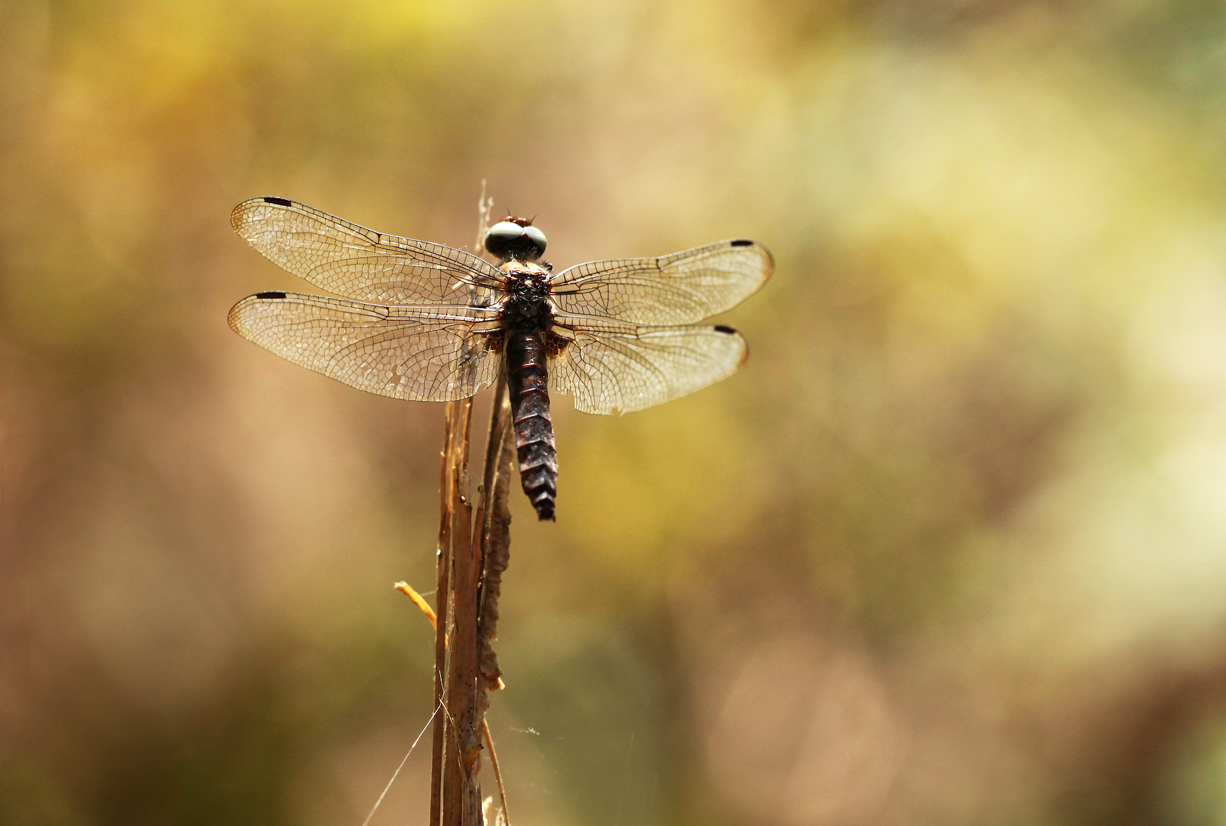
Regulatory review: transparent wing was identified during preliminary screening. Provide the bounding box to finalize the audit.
[228,292,503,401]
[232,197,506,306]
[549,315,748,415]
[547,239,773,325]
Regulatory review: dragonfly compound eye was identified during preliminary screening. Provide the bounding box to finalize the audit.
[484,221,525,257]
[523,225,547,258]
[485,220,546,261]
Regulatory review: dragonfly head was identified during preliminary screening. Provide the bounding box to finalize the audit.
[485,217,547,262]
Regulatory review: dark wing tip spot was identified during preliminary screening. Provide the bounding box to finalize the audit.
[263,197,293,207]
[730,239,754,247]
[255,291,288,299]
[714,324,738,334]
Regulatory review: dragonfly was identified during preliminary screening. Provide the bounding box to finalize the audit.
[228,197,773,520]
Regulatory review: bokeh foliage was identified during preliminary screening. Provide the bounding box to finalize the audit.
[6,1,1226,824]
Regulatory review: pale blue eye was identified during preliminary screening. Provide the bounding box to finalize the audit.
[486,221,523,242]
[523,225,547,253]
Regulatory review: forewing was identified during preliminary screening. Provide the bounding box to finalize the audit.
[232,197,506,305]
[228,292,502,401]
[549,315,748,415]
[548,239,773,325]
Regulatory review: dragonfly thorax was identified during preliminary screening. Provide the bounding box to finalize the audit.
[502,270,552,332]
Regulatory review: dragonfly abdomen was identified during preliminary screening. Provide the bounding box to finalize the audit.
[506,329,557,521]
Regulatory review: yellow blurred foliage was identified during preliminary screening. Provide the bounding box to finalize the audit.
[6,2,1226,825]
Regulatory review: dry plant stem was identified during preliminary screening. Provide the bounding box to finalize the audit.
[433,397,472,826]
[443,397,482,826]
[477,375,513,698]
[482,718,510,825]
[430,183,494,826]
[430,185,509,826]
[400,580,508,821]
[430,401,454,826]
[477,376,514,821]
[445,401,482,826]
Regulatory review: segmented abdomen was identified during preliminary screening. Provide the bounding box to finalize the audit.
[506,329,557,521]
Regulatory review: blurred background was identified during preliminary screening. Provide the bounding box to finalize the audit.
[5,0,1226,824]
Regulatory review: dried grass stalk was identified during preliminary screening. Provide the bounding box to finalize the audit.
[432,396,473,826]
[430,184,515,826]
